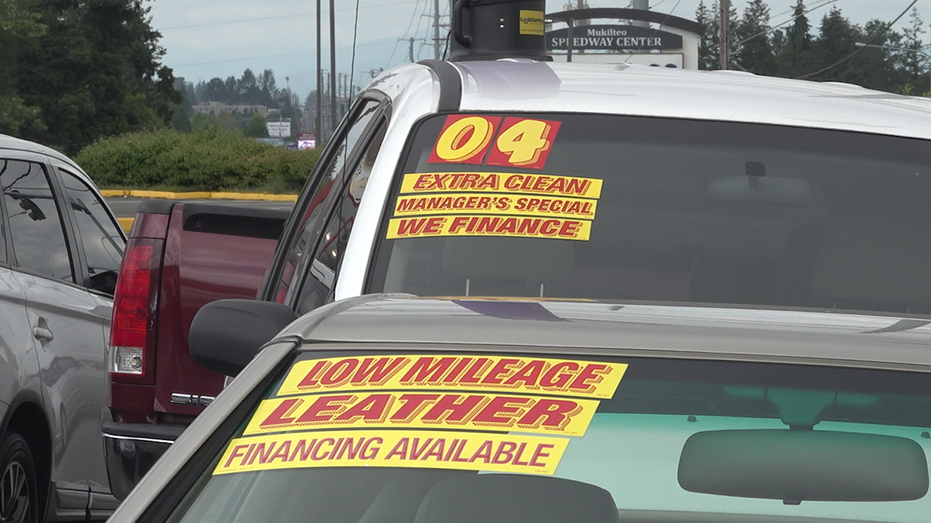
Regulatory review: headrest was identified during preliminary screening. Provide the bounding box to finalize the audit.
[415,474,618,523]
[441,238,573,282]
[810,217,931,307]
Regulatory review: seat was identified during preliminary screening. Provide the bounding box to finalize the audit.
[807,216,931,314]
[415,474,619,523]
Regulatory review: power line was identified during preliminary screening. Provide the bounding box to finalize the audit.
[796,0,919,79]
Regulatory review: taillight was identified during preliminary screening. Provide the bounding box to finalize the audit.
[109,237,163,384]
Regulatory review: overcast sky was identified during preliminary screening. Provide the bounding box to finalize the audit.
[148,0,930,98]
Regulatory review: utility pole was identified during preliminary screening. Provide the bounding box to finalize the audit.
[433,0,441,59]
[719,0,730,70]
[632,0,649,28]
[315,0,322,142]
[405,37,424,62]
[329,0,337,135]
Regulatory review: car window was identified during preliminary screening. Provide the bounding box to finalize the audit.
[0,159,73,282]
[60,169,124,294]
[367,113,931,316]
[161,348,931,523]
[295,120,388,314]
[271,98,383,305]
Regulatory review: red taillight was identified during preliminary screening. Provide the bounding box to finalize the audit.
[109,237,163,384]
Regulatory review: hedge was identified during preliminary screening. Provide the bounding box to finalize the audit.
[75,128,320,192]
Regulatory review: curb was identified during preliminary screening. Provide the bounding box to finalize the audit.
[100,189,298,202]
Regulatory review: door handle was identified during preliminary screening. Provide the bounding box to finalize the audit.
[33,318,54,341]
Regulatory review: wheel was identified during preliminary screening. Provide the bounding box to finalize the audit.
[0,433,37,523]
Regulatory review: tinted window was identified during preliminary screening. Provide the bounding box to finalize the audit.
[61,169,123,294]
[1,159,72,281]
[273,99,382,305]
[296,121,387,313]
[369,114,931,316]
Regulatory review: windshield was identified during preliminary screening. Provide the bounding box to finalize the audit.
[166,350,931,523]
[367,114,931,316]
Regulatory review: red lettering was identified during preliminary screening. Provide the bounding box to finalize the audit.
[473,396,532,425]
[448,216,471,234]
[350,357,407,385]
[558,220,582,238]
[259,398,302,428]
[529,443,554,467]
[321,359,358,386]
[540,219,561,236]
[296,360,327,389]
[270,440,292,462]
[512,442,531,466]
[541,362,579,388]
[401,357,456,383]
[312,438,335,460]
[223,444,249,468]
[517,398,581,430]
[396,218,432,236]
[421,394,485,423]
[459,358,491,383]
[423,216,446,234]
[492,441,517,464]
[385,438,409,460]
[565,178,591,196]
[480,358,521,385]
[333,394,392,422]
[390,393,441,422]
[503,360,545,387]
[570,364,609,391]
[296,395,352,423]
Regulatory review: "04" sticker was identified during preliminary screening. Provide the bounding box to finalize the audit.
[429,115,560,170]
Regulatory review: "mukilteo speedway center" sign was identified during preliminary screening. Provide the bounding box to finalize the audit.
[547,25,683,52]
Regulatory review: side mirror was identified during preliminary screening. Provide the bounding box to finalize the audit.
[189,299,297,376]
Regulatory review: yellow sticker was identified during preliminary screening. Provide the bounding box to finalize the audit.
[519,10,545,36]
[244,392,599,437]
[400,173,603,199]
[386,215,591,241]
[214,430,568,476]
[394,193,597,219]
[277,356,627,399]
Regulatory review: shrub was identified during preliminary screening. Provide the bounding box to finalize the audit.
[75,128,320,192]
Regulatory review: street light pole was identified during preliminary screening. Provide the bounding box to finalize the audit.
[856,42,931,95]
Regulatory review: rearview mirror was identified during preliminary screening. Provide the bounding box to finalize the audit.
[678,429,928,504]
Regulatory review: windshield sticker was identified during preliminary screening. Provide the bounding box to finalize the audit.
[393,194,597,220]
[429,116,560,170]
[400,173,601,199]
[386,215,591,241]
[276,356,626,398]
[243,392,599,437]
[214,430,568,476]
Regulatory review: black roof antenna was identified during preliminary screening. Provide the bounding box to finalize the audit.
[448,0,551,62]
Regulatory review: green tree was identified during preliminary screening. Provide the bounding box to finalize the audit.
[244,113,269,138]
[11,0,178,154]
[900,7,928,93]
[695,1,719,70]
[0,0,47,135]
[733,0,776,75]
[775,0,814,77]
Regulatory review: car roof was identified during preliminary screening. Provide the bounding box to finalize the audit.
[284,295,931,372]
[0,133,92,179]
[371,60,931,141]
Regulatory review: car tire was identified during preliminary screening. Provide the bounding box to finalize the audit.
[0,433,37,523]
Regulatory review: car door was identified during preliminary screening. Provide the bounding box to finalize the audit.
[53,162,124,516]
[0,156,120,517]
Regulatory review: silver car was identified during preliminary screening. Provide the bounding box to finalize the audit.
[0,134,124,522]
[110,295,931,523]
